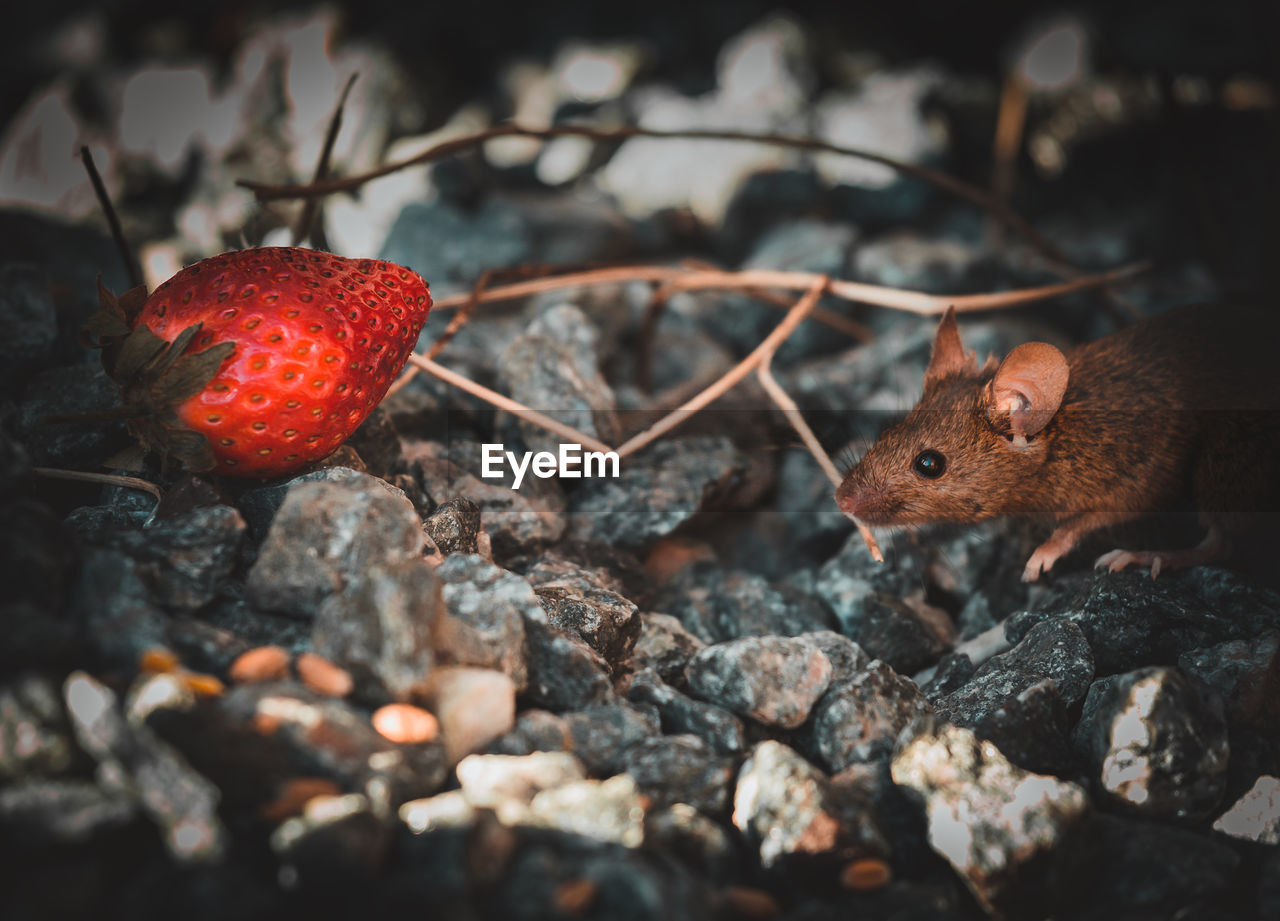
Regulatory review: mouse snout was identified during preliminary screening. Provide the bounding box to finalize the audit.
[836,478,885,522]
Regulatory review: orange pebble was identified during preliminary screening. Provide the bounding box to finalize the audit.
[251,712,282,736]
[840,857,892,892]
[259,777,342,821]
[553,879,598,915]
[230,646,292,683]
[371,703,439,744]
[296,652,353,698]
[139,648,180,674]
[180,672,226,698]
[720,887,780,920]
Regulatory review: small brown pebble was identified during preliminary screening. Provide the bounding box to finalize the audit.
[553,879,598,915]
[180,672,226,698]
[840,857,892,892]
[720,887,780,920]
[259,777,343,821]
[296,652,353,697]
[230,645,291,683]
[372,703,439,744]
[139,647,180,674]
[251,712,282,736]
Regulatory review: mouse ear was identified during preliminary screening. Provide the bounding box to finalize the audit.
[925,307,979,385]
[984,342,1069,438]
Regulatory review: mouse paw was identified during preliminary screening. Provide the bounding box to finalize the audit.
[1094,549,1165,578]
[1022,546,1059,582]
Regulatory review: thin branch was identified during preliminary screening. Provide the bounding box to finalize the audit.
[81,146,142,289]
[34,467,162,503]
[425,260,1149,318]
[293,73,358,246]
[237,122,1072,268]
[755,350,882,562]
[406,354,614,455]
[615,278,828,459]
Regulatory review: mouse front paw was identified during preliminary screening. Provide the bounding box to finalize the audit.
[1022,545,1060,582]
[1095,548,1164,578]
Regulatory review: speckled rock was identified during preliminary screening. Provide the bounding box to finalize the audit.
[733,740,887,870]
[1178,630,1280,732]
[562,701,660,776]
[423,497,482,555]
[487,710,572,757]
[1074,666,1229,820]
[245,472,425,619]
[17,363,127,468]
[312,557,442,702]
[631,613,706,687]
[0,673,75,781]
[67,548,170,666]
[1212,775,1280,845]
[527,773,647,848]
[456,751,587,824]
[652,563,836,643]
[627,669,745,754]
[523,618,615,711]
[566,437,750,550]
[433,554,536,690]
[536,582,640,669]
[686,636,833,729]
[238,465,414,540]
[0,264,58,390]
[810,660,934,771]
[891,724,1088,917]
[622,733,736,815]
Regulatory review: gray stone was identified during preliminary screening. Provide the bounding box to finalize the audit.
[486,709,572,757]
[527,774,646,848]
[1179,631,1280,731]
[891,724,1088,916]
[535,582,640,669]
[17,363,127,468]
[238,465,414,540]
[245,472,425,619]
[523,618,615,711]
[1212,775,1280,845]
[686,635,832,729]
[68,548,170,667]
[567,436,750,549]
[271,792,390,877]
[0,673,75,781]
[810,660,934,771]
[653,563,836,643]
[631,613,706,687]
[434,553,535,690]
[627,668,745,754]
[423,497,482,555]
[1074,666,1229,820]
[563,701,660,776]
[0,264,58,390]
[0,779,136,846]
[312,557,442,702]
[622,734,736,815]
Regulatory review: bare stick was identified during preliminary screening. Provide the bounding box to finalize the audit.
[34,467,162,503]
[81,146,142,289]
[987,73,1028,249]
[615,279,828,459]
[293,73,358,246]
[426,260,1148,318]
[755,350,883,562]
[406,354,614,455]
[237,122,1070,268]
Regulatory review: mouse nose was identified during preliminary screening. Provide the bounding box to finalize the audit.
[836,481,875,519]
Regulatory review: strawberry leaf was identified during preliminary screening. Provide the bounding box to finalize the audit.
[116,284,148,324]
[112,324,170,383]
[151,341,235,405]
[155,423,216,472]
[103,443,148,472]
[145,322,205,378]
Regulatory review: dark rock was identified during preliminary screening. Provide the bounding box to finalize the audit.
[563,701,660,776]
[799,630,872,677]
[149,474,230,523]
[1179,631,1280,732]
[67,548,170,667]
[312,557,442,702]
[238,465,415,541]
[1074,666,1230,820]
[522,542,652,606]
[0,429,33,500]
[0,264,58,390]
[0,499,76,668]
[271,793,391,878]
[643,804,742,885]
[0,673,76,780]
[536,582,640,669]
[0,779,137,846]
[17,363,128,468]
[622,733,736,815]
[245,472,425,619]
[380,199,532,299]
[497,326,620,457]
[487,709,572,757]
[434,553,534,690]
[409,440,565,561]
[652,563,836,644]
[631,613,706,687]
[1076,813,1242,916]
[734,740,888,870]
[566,436,751,550]
[344,407,403,478]
[1008,569,1280,675]
[809,660,934,771]
[686,636,833,729]
[627,668,745,754]
[522,617,615,711]
[830,593,950,676]
[63,671,226,863]
[891,723,1089,917]
[91,505,246,612]
[423,497,482,555]
[921,652,976,700]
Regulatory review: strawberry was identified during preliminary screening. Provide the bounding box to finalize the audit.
[86,247,431,477]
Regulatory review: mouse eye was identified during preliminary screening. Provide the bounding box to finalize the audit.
[913,449,946,479]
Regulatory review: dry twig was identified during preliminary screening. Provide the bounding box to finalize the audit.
[81,146,142,289]
[293,73,359,246]
[34,467,162,503]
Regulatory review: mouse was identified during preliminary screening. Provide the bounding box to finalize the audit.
[835,303,1280,582]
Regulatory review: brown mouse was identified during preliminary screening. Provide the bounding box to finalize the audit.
[835,303,1280,581]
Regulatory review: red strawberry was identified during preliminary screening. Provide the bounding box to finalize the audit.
[88,247,431,477]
